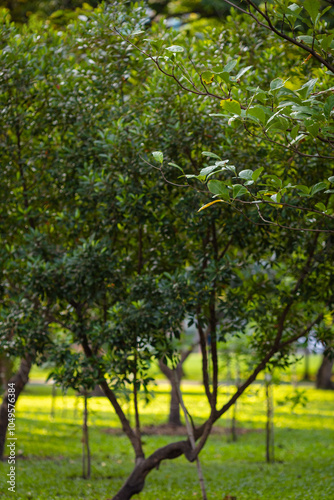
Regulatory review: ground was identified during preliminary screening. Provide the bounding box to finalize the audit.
[0,358,333,499]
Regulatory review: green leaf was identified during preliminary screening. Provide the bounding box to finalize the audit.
[220,71,231,84]
[144,39,164,51]
[168,162,184,173]
[290,124,300,140]
[270,78,285,91]
[152,151,163,164]
[324,95,334,120]
[252,167,264,181]
[310,182,327,196]
[202,151,222,160]
[321,34,334,51]
[233,65,252,80]
[296,185,310,195]
[297,78,318,98]
[315,202,327,212]
[263,174,282,188]
[296,35,314,45]
[225,164,236,174]
[223,60,238,73]
[166,45,184,53]
[220,100,241,115]
[328,176,334,183]
[247,106,266,124]
[208,180,230,200]
[233,184,248,198]
[200,165,221,177]
[306,120,320,138]
[238,169,254,180]
[287,3,302,18]
[303,0,320,24]
[270,193,282,203]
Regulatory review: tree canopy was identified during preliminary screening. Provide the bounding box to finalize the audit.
[0,1,333,499]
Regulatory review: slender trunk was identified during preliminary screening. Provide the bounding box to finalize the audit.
[231,362,240,443]
[158,359,183,427]
[51,383,57,419]
[0,355,32,460]
[265,374,274,464]
[133,349,141,440]
[169,379,182,427]
[316,354,333,389]
[174,371,207,500]
[303,347,311,382]
[82,394,91,479]
[231,401,237,443]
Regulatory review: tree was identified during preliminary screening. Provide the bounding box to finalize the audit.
[1,2,334,499]
[129,0,334,233]
[0,0,101,25]
[0,14,75,458]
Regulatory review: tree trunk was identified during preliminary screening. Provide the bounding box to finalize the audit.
[0,355,14,391]
[112,440,190,500]
[0,354,32,460]
[158,359,183,427]
[82,393,91,479]
[169,376,182,427]
[265,376,275,464]
[302,347,311,381]
[316,354,333,389]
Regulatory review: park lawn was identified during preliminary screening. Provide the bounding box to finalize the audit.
[0,381,334,499]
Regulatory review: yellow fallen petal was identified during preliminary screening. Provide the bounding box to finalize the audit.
[198,200,224,212]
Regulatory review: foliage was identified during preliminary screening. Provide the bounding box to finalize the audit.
[0,1,334,498]
[0,1,100,25]
[139,0,334,232]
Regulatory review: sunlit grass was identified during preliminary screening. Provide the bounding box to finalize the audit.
[0,376,333,499]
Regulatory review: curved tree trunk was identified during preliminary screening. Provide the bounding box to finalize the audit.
[0,355,32,460]
[112,440,190,500]
[316,354,333,389]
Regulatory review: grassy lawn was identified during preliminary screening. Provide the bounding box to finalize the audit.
[1,375,333,499]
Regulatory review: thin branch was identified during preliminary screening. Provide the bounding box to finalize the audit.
[243,123,334,160]
[223,0,334,73]
[174,371,208,499]
[197,310,212,404]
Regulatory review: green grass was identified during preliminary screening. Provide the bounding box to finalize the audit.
[1,379,333,499]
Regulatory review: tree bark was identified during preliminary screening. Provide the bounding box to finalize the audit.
[0,354,32,460]
[82,393,91,479]
[316,354,333,389]
[302,347,311,382]
[169,378,182,426]
[0,355,14,391]
[158,359,184,427]
[112,440,190,500]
